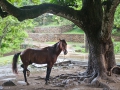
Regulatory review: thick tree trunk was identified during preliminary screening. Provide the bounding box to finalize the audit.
[78,1,119,85]
[80,28,118,87]
[87,36,116,75]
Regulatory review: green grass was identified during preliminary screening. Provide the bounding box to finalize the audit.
[63,28,84,34]
[0,55,13,65]
[0,55,22,66]
[67,42,86,53]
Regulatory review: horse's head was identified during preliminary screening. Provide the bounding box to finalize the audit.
[59,39,68,55]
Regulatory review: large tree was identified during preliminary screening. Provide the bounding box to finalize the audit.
[0,0,120,88]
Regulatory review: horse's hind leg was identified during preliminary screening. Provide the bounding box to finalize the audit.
[21,64,30,77]
[23,65,29,85]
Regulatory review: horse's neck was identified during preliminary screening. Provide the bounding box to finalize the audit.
[56,48,62,56]
[53,42,62,56]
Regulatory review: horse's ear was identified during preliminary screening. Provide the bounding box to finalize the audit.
[59,38,61,41]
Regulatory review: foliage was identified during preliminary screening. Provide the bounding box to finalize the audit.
[8,0,40,5]
[0,1,37,55]
[114,4,120,32]
[49,0,82,9]
[33,13,73,26]
[0,16,34,55]
[114,42,120,54]
[112,28,117,34]
[0,0,39,56]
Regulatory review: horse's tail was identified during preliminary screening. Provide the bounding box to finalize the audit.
[12,52,21,74]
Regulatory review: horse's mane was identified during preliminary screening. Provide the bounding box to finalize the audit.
[41,42,58,53]
[48,40,66,54]
[52,42,59,54]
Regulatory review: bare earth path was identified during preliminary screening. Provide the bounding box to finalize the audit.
[0,60,112,90]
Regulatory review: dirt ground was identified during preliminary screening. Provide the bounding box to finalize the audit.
[0,60,104,90]
[0,60,120,90]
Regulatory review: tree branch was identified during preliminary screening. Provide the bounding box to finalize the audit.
[0,0,82,26]
[101,0,120,41]
[111,0,120,12]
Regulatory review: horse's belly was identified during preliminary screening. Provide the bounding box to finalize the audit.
[33,58,47,64]
[34,61,46,64]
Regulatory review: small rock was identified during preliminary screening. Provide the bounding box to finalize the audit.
[17,81,26,85]
[2,80,16,86]
[0,86,3,89]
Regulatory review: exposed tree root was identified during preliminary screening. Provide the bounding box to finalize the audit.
[79,69,93,76]
[42,64,120,89]
[109,65,120,76]
[90,76,110,89]
[49,71,120,89]
[81,71,120,89]
[83,71,97,83]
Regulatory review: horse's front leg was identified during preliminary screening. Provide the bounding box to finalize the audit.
[45,66,52,85]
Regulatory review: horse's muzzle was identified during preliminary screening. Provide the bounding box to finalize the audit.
[64,50,68,55]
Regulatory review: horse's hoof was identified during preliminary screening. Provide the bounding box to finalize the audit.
[45,82,48,85]
[26,82,29,85]
[45,80,50,85]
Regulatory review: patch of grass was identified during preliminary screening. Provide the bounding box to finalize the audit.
[0,55,21,66]
[68,42,86,53]
[0,55,13,65]
[63,28,84,34]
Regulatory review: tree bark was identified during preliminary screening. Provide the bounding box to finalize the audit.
[86,35,116,76]
[84,34,89,53]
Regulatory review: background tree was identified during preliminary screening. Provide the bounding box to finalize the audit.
[0,0,120,88]
[0,16,34,55]
[0,1,35,55]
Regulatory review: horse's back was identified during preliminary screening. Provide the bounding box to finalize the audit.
[20,48,32,55]
[20,48,50,64]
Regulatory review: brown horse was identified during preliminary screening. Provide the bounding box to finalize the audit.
[12,39,67,85]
